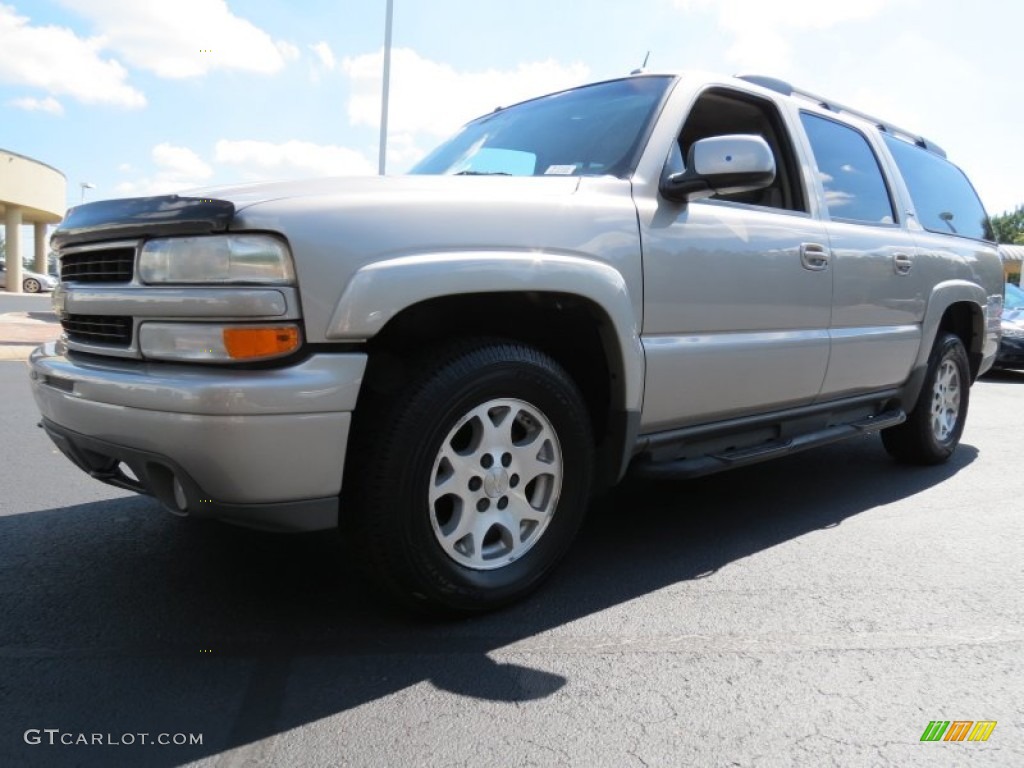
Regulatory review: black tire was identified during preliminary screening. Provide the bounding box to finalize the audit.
[882,332,970,465]
[343,340,594,613]
[23,278,41,293]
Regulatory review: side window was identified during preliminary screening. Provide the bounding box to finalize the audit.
[800,113,895,225]
[882,135,992,241]
[679,89,806,212]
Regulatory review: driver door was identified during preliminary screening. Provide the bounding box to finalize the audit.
[638,87,833,432]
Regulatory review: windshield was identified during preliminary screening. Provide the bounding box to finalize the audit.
[1006,282,1024,310]
[410,76,673,178]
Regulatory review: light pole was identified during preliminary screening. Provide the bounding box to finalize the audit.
[378,0,393,176]
[79,182,95,204]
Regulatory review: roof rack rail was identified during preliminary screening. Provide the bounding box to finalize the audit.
[736,74,946,158]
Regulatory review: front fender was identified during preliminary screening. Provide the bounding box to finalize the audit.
[324,250,645,411]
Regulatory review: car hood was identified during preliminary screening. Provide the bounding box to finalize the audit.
[190,174,583,212]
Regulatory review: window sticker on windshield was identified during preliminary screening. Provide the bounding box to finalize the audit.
[544,165,577,175]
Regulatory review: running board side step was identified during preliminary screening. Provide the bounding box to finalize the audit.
[630,409,906,480]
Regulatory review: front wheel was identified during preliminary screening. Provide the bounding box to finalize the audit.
[23,278,41,293]
[345,340,594,613]
[882,332,970,465]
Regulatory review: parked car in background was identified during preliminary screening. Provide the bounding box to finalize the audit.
[996,282,1024,369]
[0,262,59,293]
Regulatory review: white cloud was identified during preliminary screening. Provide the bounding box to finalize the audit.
[342,48,589,138]
[384,133,428,169]
[0,4,145,108]
[9,95,64,115]
[214,139,375,177]
[59,0,293,78]
[276,40,300,62]
[115,142,212,198]
[673,0,893,73]
[310,41,336,71]
[153,142,213,180]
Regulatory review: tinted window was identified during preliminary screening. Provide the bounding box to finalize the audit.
[800,113,895,224]
[411,76,672,178]
[883,134,991,241]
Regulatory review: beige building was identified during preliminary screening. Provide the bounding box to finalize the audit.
[1000,244,1023,286]
[1,149,67,292]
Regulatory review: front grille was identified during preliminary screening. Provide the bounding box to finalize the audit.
[61,247,135,283]
[62,315,133,346]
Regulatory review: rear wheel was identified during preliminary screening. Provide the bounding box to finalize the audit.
[344,340,594,613]
[882,332,970,465]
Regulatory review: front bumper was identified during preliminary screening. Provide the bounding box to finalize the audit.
[29,343,367,531]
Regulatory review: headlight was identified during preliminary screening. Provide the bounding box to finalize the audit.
[139,234,295,285]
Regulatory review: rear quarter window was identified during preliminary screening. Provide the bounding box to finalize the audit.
[883,134,992,241]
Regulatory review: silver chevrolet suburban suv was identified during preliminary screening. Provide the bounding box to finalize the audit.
[30,72,1003,612]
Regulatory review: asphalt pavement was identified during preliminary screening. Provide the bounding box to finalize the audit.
[1,294,1021,767]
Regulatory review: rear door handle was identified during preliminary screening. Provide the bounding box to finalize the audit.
[800,243,830,271]
[893,253,913,275]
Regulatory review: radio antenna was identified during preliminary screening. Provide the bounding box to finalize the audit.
[631,51,651,75]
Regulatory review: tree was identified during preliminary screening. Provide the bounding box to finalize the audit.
[989,205,1024,244]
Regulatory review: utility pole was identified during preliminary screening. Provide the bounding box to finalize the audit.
[378,0,394,176]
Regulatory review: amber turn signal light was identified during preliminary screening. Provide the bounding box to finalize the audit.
[222,326,301,360]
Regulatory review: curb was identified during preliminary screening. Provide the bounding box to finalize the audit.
[0,311,61,362]
[0,347,36,362]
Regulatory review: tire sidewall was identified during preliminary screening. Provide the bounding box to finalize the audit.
[383,349,593,609]
[920,334,970,459]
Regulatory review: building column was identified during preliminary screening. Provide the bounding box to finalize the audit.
[3,205,22,293]
[34,222,49,275]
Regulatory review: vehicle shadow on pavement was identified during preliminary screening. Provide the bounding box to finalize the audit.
[0,435,977,766]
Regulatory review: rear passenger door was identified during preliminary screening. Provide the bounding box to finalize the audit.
[798,112,925,399]
[880,131,998,305]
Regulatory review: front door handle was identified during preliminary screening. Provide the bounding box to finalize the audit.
[800,243,830,271]
[893,253,913,275]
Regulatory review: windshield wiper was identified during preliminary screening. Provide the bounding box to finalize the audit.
[454,170,512,176]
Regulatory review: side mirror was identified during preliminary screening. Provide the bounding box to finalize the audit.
[660,134,776,202]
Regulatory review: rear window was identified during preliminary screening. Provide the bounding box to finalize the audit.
[883,135,992,241]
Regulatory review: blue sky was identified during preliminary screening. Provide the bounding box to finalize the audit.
[2,0,1022,259]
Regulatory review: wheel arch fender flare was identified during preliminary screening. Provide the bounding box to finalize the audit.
[325,250,646,413]
[903,279,987,406]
